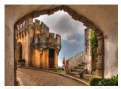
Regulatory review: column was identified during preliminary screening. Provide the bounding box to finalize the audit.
[54,50,58,71]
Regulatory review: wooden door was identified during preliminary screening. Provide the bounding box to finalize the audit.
[49,49,54,68]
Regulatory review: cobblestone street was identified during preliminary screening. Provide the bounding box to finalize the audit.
[17,68,86,86]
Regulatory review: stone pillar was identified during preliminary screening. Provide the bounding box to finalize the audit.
[95,35,104,77]
[40,51,43,68]
[33,49,41,68]
[29,28,34,67]
[54,50,58,71]
[24,18,34,67]
[45,49,49,70]
[40,50,46,69]
[22,32,26,61]
[45,50,48,69]
[42,50,46,69]
[84,28,92,74]
[25,30,31,67]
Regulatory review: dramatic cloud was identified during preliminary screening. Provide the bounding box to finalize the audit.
[34,10,87,67]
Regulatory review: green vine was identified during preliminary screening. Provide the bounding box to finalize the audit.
[89,29,98,56]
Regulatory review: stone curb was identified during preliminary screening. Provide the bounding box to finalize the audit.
[18,67,89,86]
[48,71,89,86]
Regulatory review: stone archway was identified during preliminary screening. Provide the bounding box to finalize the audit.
[14,5,104,83]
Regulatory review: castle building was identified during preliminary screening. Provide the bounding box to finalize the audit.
[15,17,61,70]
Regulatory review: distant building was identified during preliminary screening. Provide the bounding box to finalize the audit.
[15,18,61,70]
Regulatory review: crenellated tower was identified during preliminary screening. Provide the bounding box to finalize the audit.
[15,18,61,71]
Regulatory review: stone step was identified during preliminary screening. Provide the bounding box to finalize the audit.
[68,72,80,78]
[75,66,85,69]
[92,71,97,75]
[83,73,102,80]
[83,74,95,80]
[79,62,87,66]
[68,71,79,75]
[72,68,85,72]
[69,69,87,77]
[78,63,85,66]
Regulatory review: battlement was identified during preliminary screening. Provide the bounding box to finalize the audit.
[15,18,49,33]
[33,19,49,32]
[15,18,61,51]
[40,22,49,31]
[33,32,61,50]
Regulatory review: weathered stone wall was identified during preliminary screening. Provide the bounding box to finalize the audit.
[84,28,92,74]
[66,52,85,72]
[5,23,15,85]
[84,28,104,77]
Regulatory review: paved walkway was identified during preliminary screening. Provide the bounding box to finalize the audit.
[17,68,86,86]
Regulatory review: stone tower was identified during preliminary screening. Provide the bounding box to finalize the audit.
[15,17,61,71]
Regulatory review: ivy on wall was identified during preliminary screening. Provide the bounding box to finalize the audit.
[88,28,98,71]
[90,29,98,55]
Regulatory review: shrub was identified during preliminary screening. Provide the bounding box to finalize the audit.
[90,75,118,86]
[58,67,64,72]
[58,67,64,71]
[97,79,110,86]
[89,78,102,86]
[110,75,118,85]
[98,75,118,86]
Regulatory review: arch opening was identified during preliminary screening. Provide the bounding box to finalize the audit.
[14,5,104,85]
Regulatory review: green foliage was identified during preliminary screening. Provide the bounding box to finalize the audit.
[90,30,98,55]
[58,67,64,71]
[90,75,118,86]
[98,75,118,86]
[58,67,64,72]
[58,67,66,74]
[89,78,102,86]
[97,79,111,86]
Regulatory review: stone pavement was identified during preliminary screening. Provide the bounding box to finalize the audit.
[17,68,86,86]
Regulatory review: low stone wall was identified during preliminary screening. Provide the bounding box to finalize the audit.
[66,52,84,72]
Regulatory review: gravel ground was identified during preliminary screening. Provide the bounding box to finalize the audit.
[17,68,86,86]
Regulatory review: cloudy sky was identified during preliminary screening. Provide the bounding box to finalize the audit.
[34,10,87,67]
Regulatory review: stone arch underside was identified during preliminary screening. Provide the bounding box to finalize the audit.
[14,5,104,78]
